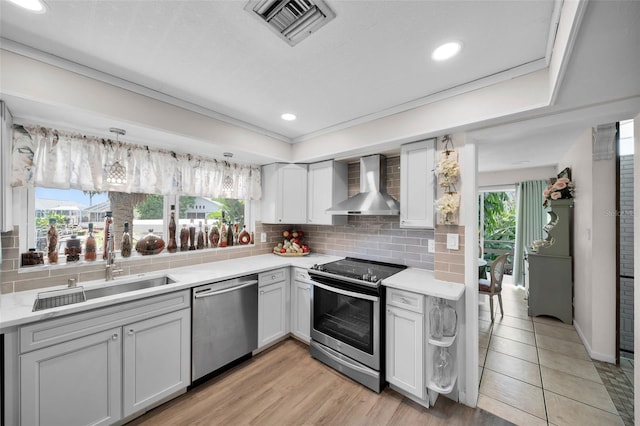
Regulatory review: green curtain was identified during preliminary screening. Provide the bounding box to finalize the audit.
[513,180,548,286]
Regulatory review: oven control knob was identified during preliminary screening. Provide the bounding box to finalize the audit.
[371,275,378,282]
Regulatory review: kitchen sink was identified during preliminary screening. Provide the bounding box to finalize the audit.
[84,275,176,300]
[32,275,176,311]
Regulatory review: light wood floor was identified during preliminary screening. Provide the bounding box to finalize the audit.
[128,339,512,426]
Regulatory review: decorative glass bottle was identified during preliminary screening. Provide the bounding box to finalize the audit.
[219,224,228,247]
[167,204,178,253]
[120,221,132,258]
[102,211,113,261]
[180,224,189,251]
[47,218,59,264]
[85,222,97,261]
[209,225,220,248]
[429,298,443,339]
[434,347,452,389]
[203,219,209,249]
[188,219,196,250]
[226,222,234,247]
[441,299,458,338]
[238,225,251,245]
[196,221,205,250]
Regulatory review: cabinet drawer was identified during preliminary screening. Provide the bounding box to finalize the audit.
[20,290,190,353]
[387,288,424,314]
[293,268,310,282]
[259,268,288,287]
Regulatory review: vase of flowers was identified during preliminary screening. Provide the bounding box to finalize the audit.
[543,177,575,207]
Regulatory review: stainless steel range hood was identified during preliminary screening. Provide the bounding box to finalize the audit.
[326,154,400,215]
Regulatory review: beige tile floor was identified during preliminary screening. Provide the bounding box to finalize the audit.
[477,277,626,426]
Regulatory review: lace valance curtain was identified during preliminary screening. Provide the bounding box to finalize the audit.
[10,125,262,200]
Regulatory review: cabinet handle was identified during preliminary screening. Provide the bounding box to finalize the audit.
[271,275,276,280]
[128,329,135,335]
[401,297,410,304]
[111,333,118,340]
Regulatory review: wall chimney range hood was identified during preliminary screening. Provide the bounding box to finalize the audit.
[326,155,400,216]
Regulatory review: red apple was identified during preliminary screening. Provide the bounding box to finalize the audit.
[280,248,287,254]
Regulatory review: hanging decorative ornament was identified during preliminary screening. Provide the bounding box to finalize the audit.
[106,128,127,185]
[435,134,461,225]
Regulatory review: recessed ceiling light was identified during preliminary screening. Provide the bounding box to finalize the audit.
[281,113,296,121]
[7,0,46,13]
[432,41,462,61]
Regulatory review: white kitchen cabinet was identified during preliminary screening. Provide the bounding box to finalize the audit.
[291,268,311,343]
[261,163,308,224]
[400,139,436,229]
[1,101,13,232]
[258,269,289,348]
[20,327,123,426]
[18,290,191,425]
[307,160,348,225]
[123,308,190,418]
[385,288,425,400]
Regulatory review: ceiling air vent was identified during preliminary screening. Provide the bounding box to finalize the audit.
[246,0,335,46]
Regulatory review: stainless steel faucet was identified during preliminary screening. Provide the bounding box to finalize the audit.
[105,229,123,281]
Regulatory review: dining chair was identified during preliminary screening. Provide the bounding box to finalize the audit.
[479,253,508,322]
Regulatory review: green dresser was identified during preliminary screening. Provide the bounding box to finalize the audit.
[526,199,573,324]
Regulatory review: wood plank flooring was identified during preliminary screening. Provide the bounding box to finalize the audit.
[128,339,512,426]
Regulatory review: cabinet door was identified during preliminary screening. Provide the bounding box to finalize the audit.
[20,328,122,426]
[307,160,347,225]
[400,139,436,228]
[278,164,308,224]
[258,281,288,348]
[386,306,424,399]
[292,280,311,343]
[123,308,191,418]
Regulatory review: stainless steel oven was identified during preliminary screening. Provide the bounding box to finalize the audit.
[308,258,406,393]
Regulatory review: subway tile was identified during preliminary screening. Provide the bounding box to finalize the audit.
[1,282,14,294]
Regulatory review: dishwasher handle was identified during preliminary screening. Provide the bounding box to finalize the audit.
[194,280,258,299]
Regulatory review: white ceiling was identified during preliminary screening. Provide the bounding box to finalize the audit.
[1,0,639,171]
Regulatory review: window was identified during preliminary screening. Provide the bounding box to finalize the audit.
[178,195,245,232]
[619,119,634,156]
[26,188,250,265]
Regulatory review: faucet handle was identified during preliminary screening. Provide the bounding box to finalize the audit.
[68,278,77,288]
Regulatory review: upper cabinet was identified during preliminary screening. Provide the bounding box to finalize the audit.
[400,139,436,229]
[262,163,308,224]
[307,160,348,226]
[1,102,13,232]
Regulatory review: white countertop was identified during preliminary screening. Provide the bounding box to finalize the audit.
[382,268,465,301]
[1,253,465,331]
[0,253,341,331]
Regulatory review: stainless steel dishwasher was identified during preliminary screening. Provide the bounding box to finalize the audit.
[192,275,258,382]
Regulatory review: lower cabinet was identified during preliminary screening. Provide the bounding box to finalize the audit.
[291,274,311,343]
[258,280,288,348]
[122,309,191,417]
[20,327,122,426]
[385,287,461,407]
[386,306,424,399]
[19,291,191,426]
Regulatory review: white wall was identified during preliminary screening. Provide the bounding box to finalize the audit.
[634,112,640,426]
[559,128,593,352]
[558,127,617,362]
[478,165,556,188]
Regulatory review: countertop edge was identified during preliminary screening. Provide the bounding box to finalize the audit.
[382,269,465,301]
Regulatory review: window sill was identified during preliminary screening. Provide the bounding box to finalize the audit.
[17,244,257,274]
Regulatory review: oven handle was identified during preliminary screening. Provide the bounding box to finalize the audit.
[311,281,379,302]
[314,342,376,376]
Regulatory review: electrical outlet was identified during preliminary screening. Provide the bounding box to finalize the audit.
[446,233,459,250]
[260,232,267,243]
[427,239,435,253]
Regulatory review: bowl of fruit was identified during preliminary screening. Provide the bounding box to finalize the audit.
[273,230,310,256]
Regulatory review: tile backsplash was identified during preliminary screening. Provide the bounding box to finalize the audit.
[434,225,465,284]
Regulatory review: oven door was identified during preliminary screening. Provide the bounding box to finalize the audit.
[310,276,380,370]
